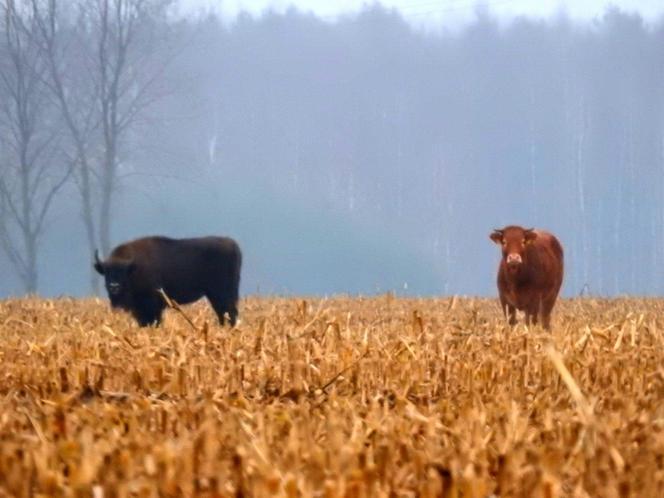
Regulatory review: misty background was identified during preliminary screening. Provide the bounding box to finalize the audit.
[1,0,663,298]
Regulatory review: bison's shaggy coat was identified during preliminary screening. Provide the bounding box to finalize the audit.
[94,236,242,326]
[490,225,564,329]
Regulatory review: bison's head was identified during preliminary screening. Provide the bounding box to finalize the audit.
[94,250,136,307]
[490,226,537,273]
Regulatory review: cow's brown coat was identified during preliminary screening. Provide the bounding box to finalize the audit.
[490,226,564,329]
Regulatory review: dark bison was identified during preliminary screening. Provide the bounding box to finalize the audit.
[489,225,563,329]
[94,236,242,327]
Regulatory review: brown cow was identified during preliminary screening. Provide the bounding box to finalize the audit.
[489,225,564,329]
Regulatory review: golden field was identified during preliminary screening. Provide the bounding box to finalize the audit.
[0,296,663,497]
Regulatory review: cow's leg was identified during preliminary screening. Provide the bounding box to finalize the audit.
[524,301,540,327]
[507,305,517,326]
[500,296,517,326]
[541,297,556,331]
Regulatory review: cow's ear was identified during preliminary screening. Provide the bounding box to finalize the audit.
[490,231,503,244]
[524,229,537,245]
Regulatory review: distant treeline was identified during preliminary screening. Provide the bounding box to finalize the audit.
[1,2,663,297]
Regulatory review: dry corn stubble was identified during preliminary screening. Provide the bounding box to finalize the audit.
[0,296,663,497]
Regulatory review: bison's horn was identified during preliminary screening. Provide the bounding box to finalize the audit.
[94,249,102,265]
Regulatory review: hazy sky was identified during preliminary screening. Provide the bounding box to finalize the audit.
[181,0,664,29]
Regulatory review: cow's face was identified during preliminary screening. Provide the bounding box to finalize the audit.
[490,226,537,273]
[94,254,136,306]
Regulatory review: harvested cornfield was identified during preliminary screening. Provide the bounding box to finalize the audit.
[0,296,663,497]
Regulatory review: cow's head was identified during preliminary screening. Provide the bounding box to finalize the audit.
[490,226,537,273]
[94,250,136,306]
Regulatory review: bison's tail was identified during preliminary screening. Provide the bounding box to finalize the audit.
[231,242,242,300]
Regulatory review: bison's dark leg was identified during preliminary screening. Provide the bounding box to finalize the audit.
[228,302,238,327]
[207,290,239,327]
[208,295,230,326]
[132,295,165,327]
[217,309,227,326]
[215,300,238,327]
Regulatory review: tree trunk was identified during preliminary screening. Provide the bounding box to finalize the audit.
[24,234,38,294]
[99,175,113,258]
[575,96,588,291]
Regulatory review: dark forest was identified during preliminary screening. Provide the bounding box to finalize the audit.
[1,2,663,297]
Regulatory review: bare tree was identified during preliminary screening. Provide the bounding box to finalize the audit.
[32,0,173,291]
[0,0,70,293]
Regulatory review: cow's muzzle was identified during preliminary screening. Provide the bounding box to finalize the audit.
[108,283,121,295]
[506,253,522,268]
